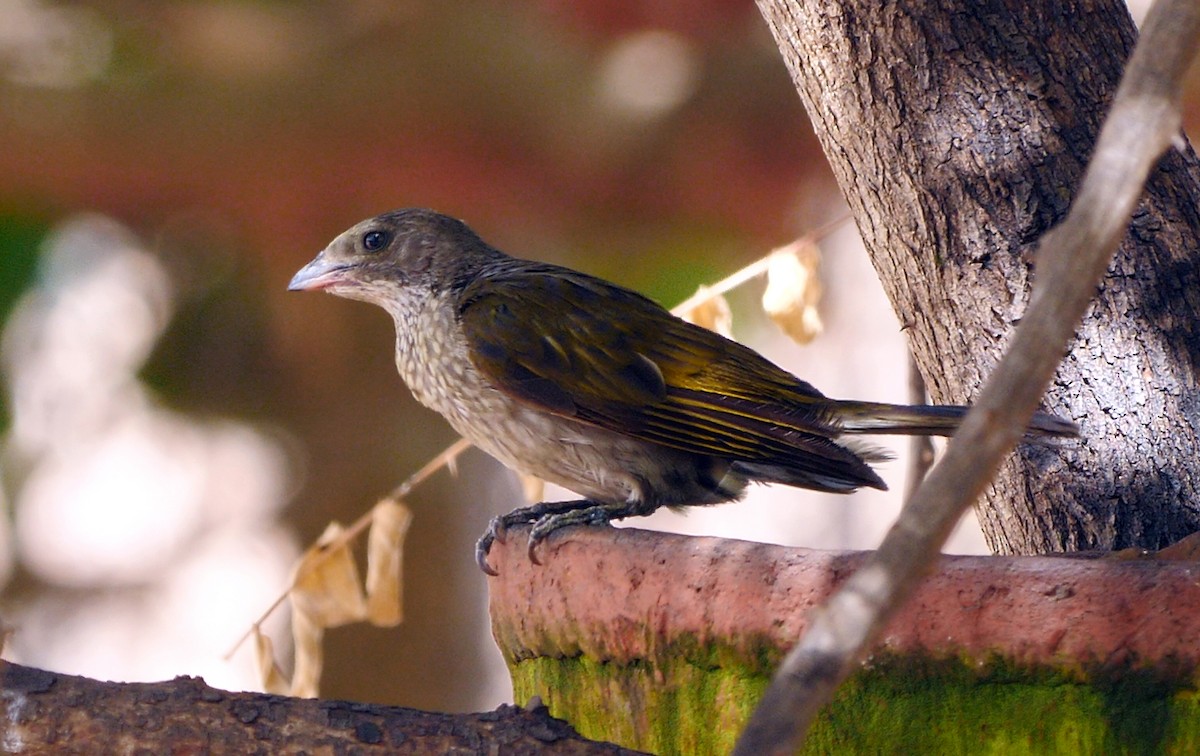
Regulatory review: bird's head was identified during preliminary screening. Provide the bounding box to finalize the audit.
[288,208,493,309]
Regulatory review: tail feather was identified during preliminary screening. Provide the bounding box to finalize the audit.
[833,401,1079,439]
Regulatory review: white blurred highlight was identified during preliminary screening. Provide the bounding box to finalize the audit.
[1,214,297,688]
[0,0,112,88]
[597,30,700,120]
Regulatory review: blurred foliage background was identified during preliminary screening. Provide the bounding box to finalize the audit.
[0,0,1187,714]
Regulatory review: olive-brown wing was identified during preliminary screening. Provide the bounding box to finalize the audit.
[457,262,878,487]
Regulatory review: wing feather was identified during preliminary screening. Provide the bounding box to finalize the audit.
[458,262,880,488]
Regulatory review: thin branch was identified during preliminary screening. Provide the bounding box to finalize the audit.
[387,436,474,500]
[735,0,1200,753]
[668,213,850,317]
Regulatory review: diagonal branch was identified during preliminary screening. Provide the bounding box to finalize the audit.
[735,0,1200,752]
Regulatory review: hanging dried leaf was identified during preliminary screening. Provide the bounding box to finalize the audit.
[253,627,289,695]
[229,438,469,678]
[679,284,733,337]
[762,240,823,344]
[290,522,368,629]
[366,500,413,627]
[289,607,324,698]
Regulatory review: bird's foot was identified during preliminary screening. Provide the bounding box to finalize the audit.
[476,499,629,574]
[525,504,624,565]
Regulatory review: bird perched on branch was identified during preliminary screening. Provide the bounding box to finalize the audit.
[289,209,1078,575]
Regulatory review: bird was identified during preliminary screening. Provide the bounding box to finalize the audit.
[289,208,1078,575]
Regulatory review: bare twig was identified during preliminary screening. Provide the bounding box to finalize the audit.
[669,213,850,317]
[387,437,474,500]
[735,0,1200,753]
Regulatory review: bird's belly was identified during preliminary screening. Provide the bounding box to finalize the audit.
[394,309,741,507]
[411,373,730,506]
[446,395,651,503]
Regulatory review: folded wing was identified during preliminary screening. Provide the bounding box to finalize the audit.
[458,262,883,491]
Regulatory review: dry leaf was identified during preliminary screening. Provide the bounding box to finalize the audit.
[289,606,324,698]
[679,285,733,337]
[520,474,546,504]
[366,499,413,627]
[253,626,290,695]
[762,241,823,344]
[290,522,368,629]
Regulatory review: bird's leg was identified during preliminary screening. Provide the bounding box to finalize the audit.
[476,499,598,575]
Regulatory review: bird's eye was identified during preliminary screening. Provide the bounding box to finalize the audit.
[362,230,391,252]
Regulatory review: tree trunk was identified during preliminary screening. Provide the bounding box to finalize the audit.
[756,0,1200,554]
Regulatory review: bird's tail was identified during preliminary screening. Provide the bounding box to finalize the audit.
[832,401,1078,439]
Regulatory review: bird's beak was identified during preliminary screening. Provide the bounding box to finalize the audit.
[288,254,351,291]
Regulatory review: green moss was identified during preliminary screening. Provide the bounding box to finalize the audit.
[0,211,49,434]
[513,654,766,754]
[508,650,1200,755]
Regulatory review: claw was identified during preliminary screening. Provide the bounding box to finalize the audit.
[527,534,544,566]
[475,515,511,575]
[475,532,500,576]
[491,518,509,545]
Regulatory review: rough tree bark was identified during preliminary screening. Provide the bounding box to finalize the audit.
[756,0,1200,554]
[0,661,640,754]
